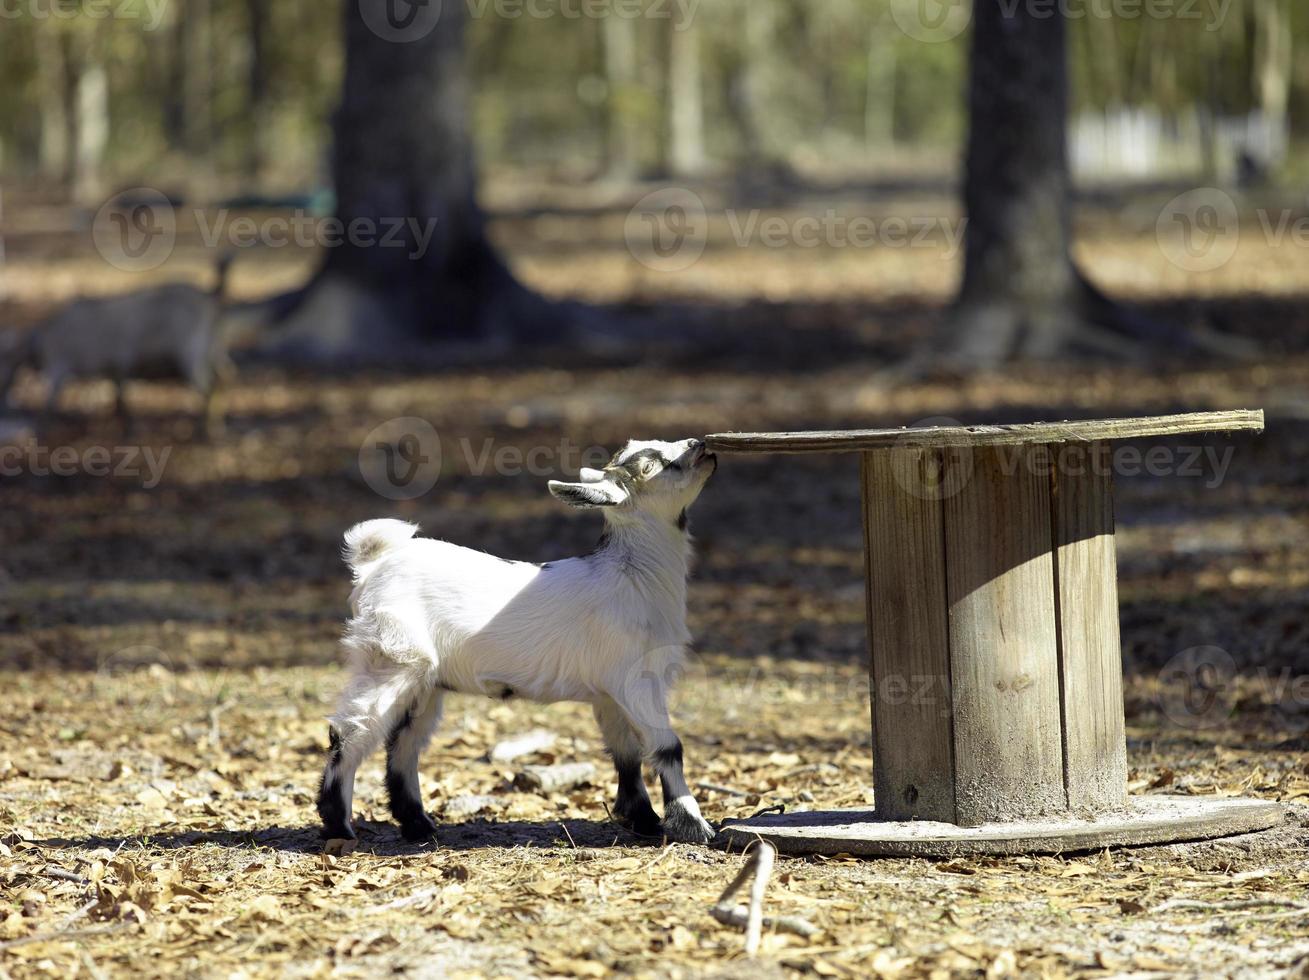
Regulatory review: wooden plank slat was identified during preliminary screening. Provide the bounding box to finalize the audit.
[862,449,956,822]
[705,410,1264,455]
[1050,442,1129,813]
[943,445,1066,825]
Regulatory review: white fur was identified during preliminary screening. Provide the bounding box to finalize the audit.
[321,437,719,843]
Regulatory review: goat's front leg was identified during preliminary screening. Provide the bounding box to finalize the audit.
[615,696,715,844]
[385,688,444,841]
[592,697,661,836]
[650,733,715,844]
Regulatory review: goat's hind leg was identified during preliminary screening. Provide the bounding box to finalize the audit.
[593,697,661,837]
[317,653,423,841]
[385,688,444,841]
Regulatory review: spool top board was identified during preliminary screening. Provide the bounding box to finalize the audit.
[705,410,1265,455]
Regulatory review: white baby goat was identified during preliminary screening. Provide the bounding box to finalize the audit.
[318,437,719,845]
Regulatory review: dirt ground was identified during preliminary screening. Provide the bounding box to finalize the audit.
[2,181,1309,977]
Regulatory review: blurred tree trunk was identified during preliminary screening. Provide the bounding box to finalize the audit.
[950,0,1078,364]
[666,18,705,177]
[183,0,214,159]
[164,6,187,148]
[603,14,641,179]
[864,26,895,150]
[278,0,564,354]
[244,0,272,182]
[1252,0,1291,169]
[939,0,1250,369]
[726,0,789,177]
[70,32,107,206]
[35,25,70,186]
[946,0,1168,365]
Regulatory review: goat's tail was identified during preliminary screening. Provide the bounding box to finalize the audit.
[342,519,419,582]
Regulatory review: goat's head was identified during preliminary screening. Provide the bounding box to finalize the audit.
[548,438,716,525]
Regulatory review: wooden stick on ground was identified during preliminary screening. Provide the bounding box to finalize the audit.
[709,841,817,956]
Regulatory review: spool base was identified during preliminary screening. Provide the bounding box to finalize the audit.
[719,796,1285,857]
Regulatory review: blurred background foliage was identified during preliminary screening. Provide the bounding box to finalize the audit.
[1,0,1306,202]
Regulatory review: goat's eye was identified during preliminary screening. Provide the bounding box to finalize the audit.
[638,458,661,479]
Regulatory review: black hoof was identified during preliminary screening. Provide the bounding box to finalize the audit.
[661,808,716,845]
[399,813,438,842]
[614,802,663,837]
[320,824,356,841]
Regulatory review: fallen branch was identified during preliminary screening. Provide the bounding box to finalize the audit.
[696,782,750,798]
[514,762,595,794]
[709,904,821,942]
[0,899,118,953]
[38,867,90,885]
[1154,898,1309,914]
[490,730,557,764]
[710,841,816,956]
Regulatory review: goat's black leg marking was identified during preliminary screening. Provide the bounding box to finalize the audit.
[652,738,715,844]
[385,706,437,841]
[612,754,662,837]
[317,725,354,840]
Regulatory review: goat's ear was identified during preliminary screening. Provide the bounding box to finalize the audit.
[548,478,628,509]
[578,467,607,483]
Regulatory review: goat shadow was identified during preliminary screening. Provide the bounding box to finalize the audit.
[30,817,688,857]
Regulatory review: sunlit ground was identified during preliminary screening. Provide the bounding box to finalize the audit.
[1,177,1307,976]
